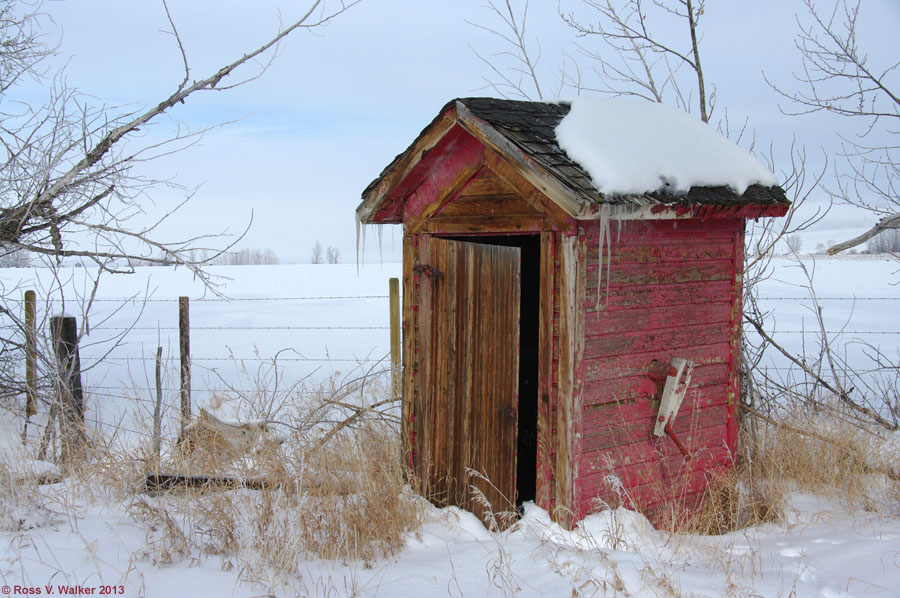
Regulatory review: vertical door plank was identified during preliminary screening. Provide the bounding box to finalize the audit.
[417,237,521,523]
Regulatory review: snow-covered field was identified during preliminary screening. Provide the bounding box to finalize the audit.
[2,473,899,597]
[0,263,403,444]
[1,255,899,597]
[2,255,896,402]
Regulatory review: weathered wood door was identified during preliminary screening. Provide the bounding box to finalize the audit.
[413,237,521,522]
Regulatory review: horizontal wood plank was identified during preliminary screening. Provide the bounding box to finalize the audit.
[584,302,732,337]
[452,169,513,196]
[581,404,730,453]
[587,240,736,266]
[585,218,742,239]
[418,214,549,234]
[583,386,729,430]
[580,442,730,491]
[587,260,734,288]
[435,194,540,218]
[584,346,732,382]
[580,423,731,475]
[583,369,730,407]
[584,322,733,359]
[586,280,735,312]
[576,447,729,514]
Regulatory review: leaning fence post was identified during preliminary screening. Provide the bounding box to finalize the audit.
[24,290,37,417]
[179,296,191,436]
[389,277,401,399]
[50,315,85,467]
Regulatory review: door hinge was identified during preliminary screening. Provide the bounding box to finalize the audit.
[499,407,517,420]
[413,264,444,279]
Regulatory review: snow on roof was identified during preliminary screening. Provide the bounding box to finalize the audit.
[554,97,778,196]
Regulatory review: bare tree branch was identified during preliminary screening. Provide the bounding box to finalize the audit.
[467,0,546,100]
[770,0,899,255]
[827,213,900,254]
[0,0,361,458]
[744,311,896,431]
[559,0,712,121]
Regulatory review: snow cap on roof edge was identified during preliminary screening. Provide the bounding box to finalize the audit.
[554,97,778,196]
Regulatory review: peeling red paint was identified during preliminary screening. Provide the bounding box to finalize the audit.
[575,218,745,521]
[367,106,781,529]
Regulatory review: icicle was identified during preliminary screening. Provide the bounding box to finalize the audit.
[377,224,384,264]
[355,212,368,275]
[355,212,361,275]
[595,204,612,313]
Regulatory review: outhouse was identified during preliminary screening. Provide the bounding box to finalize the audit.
[356,97,789,528]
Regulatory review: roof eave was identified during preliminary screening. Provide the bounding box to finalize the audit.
[358,99,600,224]
[454,102,596,219]
[579,198,790,221]
[357,97,791,225]
[358,101,461,224]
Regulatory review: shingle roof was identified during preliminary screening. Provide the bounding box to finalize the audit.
[457,97,788,207]
[456,98,598,202]
[359,97,789,224]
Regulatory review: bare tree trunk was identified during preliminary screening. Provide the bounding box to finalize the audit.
[686,0,707,122]
[827,213,900,254]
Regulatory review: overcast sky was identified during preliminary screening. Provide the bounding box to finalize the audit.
[29,0,900,263]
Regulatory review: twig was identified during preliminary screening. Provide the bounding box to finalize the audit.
[744,314,897,431]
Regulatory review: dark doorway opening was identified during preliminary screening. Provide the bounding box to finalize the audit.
[443,234,540,509]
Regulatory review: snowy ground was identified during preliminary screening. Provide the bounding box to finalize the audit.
[1,255,899,597]
[2,447,899,597]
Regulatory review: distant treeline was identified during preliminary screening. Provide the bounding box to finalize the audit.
[210,248,280,266]
[125,248,281,267]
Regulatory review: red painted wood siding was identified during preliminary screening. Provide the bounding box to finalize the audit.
[576,218,744,522]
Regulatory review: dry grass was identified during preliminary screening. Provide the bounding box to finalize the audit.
[122,417,422,587]
[744,406,900,510]
[0,369,423,592]
[4,365,898,597]
[0,459,60,532]
[679,404,900,535]
[128,376,424,582]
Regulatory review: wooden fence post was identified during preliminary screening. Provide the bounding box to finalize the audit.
[179,297,191,436]
[24,290,36,417]
[50,315,85,466]
[153,345,163,461]
[389,277,401,399]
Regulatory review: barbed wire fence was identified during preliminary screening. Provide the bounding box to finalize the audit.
[4,288,898,442]
[7,288,402,444]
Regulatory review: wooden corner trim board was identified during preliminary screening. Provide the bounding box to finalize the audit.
[536,230,556,511]
[555,232,586,529]
[726,223,745,452]
[401,233,417,478]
